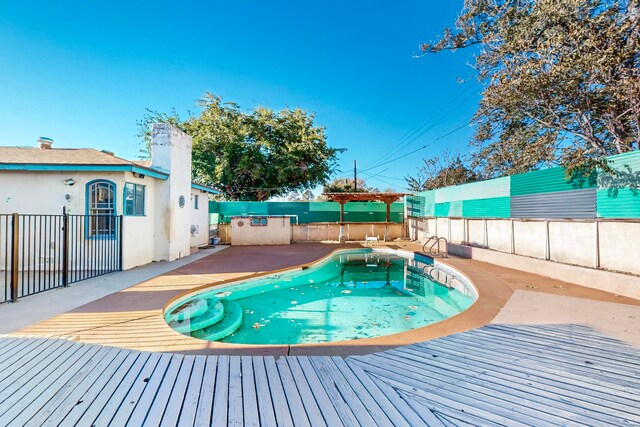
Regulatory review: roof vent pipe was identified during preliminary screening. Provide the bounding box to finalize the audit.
[38,137,53,150]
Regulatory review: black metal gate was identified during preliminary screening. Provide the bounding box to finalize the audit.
[0,213,123,303]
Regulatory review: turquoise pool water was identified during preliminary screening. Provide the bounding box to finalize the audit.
[165,249,476,345]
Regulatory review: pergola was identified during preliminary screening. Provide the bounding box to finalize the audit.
[321,192,409,242]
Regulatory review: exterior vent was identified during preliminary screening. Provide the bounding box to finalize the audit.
[38,137,53,150]
[101,149,115,156]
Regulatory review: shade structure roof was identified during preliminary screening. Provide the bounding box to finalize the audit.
[321,192,409,204]
[322,192,410,224]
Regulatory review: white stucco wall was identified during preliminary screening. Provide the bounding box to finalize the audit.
[408,217,640,283]
[151,123,193,261]
[230,216,291,245]
[0,170,159,270]
[190,189,210,247]
[0,170,125,215]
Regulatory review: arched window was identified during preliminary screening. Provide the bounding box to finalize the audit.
[86,180,116,237]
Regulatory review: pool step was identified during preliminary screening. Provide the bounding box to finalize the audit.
[168,298,224,334]
[191,300,244,341]
[166,297,209,323]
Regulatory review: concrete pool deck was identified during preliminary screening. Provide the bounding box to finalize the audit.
[8,242,640,355]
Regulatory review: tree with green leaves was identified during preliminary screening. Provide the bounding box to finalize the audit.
[405,153,478,191]
[322,178,378,193]
[138,93,343,201]
[287,189,316,201]
[422,0,639,179]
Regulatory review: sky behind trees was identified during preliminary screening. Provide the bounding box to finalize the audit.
[0,1,479,191]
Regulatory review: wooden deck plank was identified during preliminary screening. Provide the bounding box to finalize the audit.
[433,332,640,393]
[340,356,429,427]
[1,322,639,426]
[393,388,504,427]
[159,355,196,427]
[0,339,67,383]
[351,362,444,427]
[135,354,184,427]
[0,336,19,352]
[193,356,217,427]
[294,357,344,427]
[491,324,640,357]
[252,356,277,427]
[91,352,162,427]
[324,356,396,427]
[32,347,129,427]
[0,337,40,362]
[476,326,640,375]
[405,340,640,417]
[109,353,172,426]
[364,351,579,426]
[377,349,633,426]
[305,357,365,427]
[211,355,229,426]
[421,337,640,402]
[263,356,294,427]
[227,356,243,427]
[57,351,142,427]
[352,358,541,427]
[0,342,85,416]
[73,352,152,426]
[5,345,105,427]
[274,356,311,427]
[240,355,260,427]
[284,357,333,427]
[177,355,207,427]
[23,346,123,427]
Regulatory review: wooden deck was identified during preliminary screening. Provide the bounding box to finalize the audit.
[1,324,639,426]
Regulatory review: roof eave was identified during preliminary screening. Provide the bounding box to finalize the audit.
[0,163,170,180]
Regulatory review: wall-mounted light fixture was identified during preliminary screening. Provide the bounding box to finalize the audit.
[63,178,75,186]
[65,194,72,201]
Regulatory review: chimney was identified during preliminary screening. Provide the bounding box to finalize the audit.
[38,137,53,150]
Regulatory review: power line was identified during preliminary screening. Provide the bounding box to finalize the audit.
[360,121,472,174]
[363,89,479,173]
[362,81,478,170]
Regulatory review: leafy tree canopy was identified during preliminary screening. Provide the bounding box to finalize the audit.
[406,153,478,191]
[322,178,378,193]
[138,93,343,201]
[287,189,316,201]
[422,0,640,179]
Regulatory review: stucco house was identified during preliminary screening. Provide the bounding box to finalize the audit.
[0,124,217,270]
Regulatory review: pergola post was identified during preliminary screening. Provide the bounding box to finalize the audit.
[322,192,408,244]
[339,201,346,242]
[385,201,391,222]
[385,200,391,241]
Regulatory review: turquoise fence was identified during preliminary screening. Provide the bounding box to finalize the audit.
[209,201,405,223]
[406,150,640,219]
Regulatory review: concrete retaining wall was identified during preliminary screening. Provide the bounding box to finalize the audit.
[408,216,640,296]
[216,222,404,244]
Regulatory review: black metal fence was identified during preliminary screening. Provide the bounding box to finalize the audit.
[0,213,123,303]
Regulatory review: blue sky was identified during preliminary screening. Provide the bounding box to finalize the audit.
[0,1,480,191]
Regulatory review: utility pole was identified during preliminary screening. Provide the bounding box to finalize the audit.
[353,160,357,192]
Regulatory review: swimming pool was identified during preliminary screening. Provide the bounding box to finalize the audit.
[164,248,476,345]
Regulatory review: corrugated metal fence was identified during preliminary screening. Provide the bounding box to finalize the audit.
[210,201,405,224]
[406,151,640,220]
